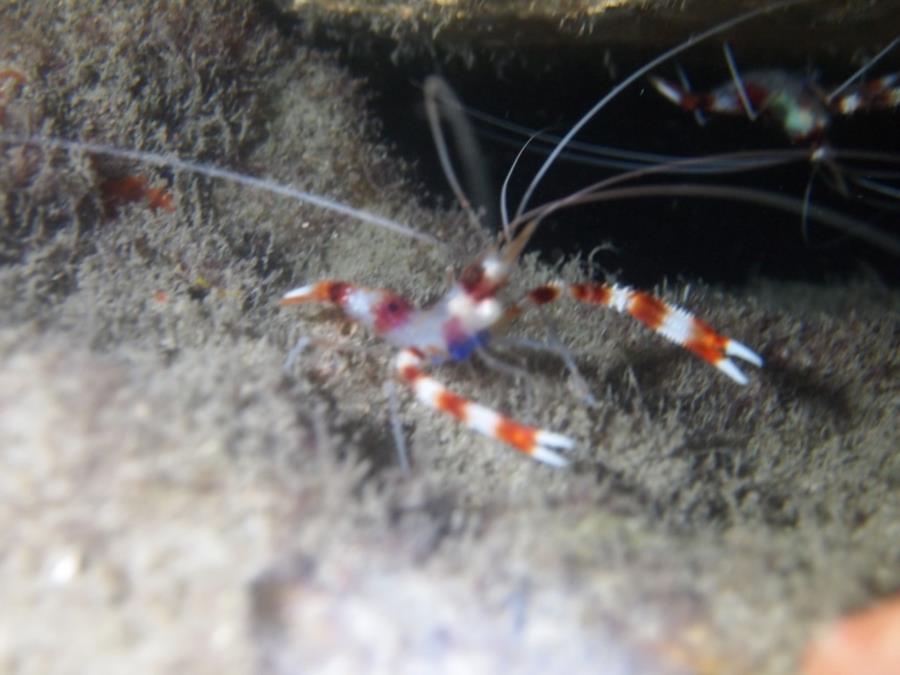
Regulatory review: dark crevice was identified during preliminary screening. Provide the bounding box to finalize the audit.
[288,20,900,288]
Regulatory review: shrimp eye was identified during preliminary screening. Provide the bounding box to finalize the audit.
[373,293,412,333]
[459,263,485,293]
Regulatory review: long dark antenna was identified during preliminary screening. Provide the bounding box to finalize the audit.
[424,76,498,230]
[508,149,900,256]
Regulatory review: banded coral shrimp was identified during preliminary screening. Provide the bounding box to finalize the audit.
[435,23,900,286]
[647,38,900,248]
[1,0,888,473]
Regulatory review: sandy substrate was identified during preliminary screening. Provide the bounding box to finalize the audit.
[1,3,897,674]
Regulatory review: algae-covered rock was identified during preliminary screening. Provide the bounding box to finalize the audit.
[0,2,898,675]
[276,0,900,60]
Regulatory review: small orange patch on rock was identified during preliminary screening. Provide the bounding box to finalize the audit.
[802,594,900,675]
[0,67,26,124]
[101,175,175,216]
[648,620,731,675]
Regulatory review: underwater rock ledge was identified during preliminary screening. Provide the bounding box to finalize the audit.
[275,0,899,60]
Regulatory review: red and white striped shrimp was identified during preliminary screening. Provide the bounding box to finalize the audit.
[660,67,900,139]
[646,39,900,237]
[279,179,761,468]
[649,41,900,145]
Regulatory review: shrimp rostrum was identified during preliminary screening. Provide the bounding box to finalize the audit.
[279,77,763,469]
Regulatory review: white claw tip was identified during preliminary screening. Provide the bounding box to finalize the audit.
[531,447,571,469]
[531,431,574,468]
[726,340,763,368]
[717,359,749,385]
[280,284,314,303]
[536,430,575,450]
